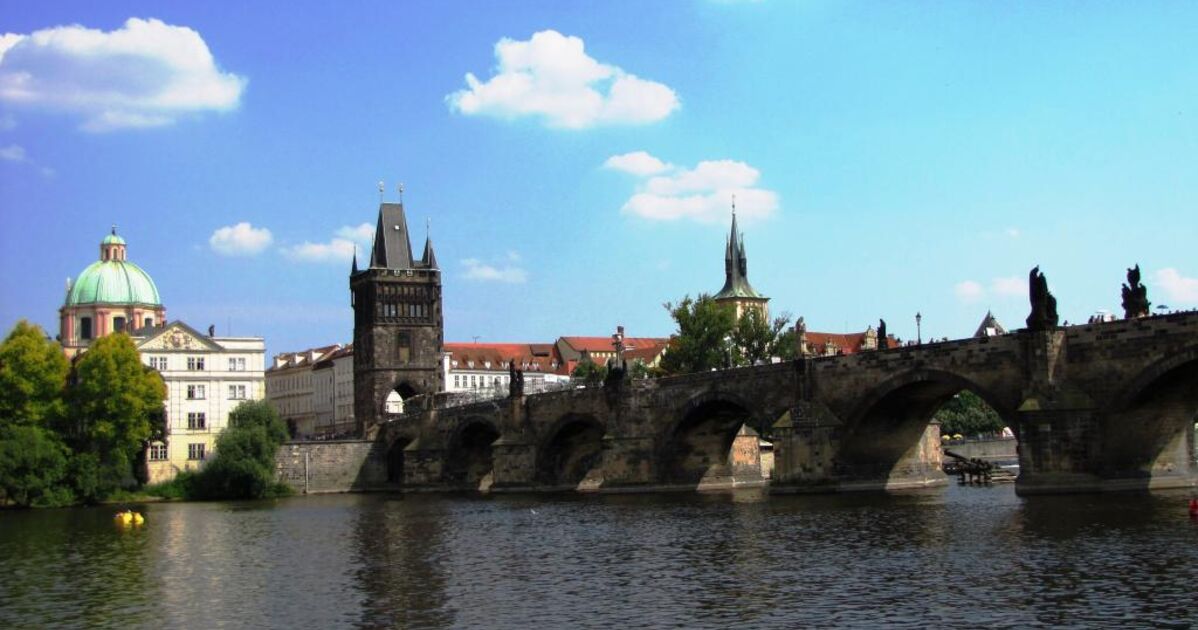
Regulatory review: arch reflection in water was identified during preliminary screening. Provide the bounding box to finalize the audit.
[354,496,453,628]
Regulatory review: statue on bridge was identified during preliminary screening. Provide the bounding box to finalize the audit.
[878,319,888,350]
[1121,264,1151,319]
[604,358,628,390]
[508,360,524,398]
[1026,266,1059,331]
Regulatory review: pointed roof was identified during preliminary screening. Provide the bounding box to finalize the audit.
[714,209,765,301]
[370,202,414,270]
[974,311,1006,337]
[421,236,438,269]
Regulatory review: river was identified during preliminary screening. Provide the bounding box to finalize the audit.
[2,483,1196,629]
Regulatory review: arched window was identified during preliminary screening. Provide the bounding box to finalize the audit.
[80,317,93,340]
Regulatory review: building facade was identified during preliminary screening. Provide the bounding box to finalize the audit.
[351,201,444,437]
[135,322,265,484]
[442,342,571,395]
[265,344,341,438]
[60,228,166,358]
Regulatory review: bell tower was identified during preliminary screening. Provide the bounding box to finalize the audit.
[351,199,443,437]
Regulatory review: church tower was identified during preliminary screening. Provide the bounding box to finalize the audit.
[712,207,769,320]
[351,201,443,437]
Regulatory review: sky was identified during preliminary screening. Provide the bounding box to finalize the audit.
[2,1,1197,357]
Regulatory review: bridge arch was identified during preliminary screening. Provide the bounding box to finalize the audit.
[443,417,500,490]
[838,368,1015,485]
[384,381,421,415]
[535,413,606,488]
[1102,345,1198,480]
[658,391,765,487]
[386,434,414,485]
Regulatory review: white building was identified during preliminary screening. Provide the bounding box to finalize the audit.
[442,342,571,396]
[312,345,355,438]
[135,321,266,484]
[265,344,342,438]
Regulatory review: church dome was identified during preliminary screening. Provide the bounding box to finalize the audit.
[65,229,162,307]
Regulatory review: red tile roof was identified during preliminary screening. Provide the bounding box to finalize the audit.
[445,342,568,375]
[559,336,669,354]
[802,332,900,355]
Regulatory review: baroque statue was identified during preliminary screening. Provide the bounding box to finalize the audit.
[1121,264,1151,319]
[1025,266,1059,331]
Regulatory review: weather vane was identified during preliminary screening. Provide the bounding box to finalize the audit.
[398,182,404,204]
[731,194,736,216]
[378,181,384,202]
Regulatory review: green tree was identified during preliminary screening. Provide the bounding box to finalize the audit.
[934,390,1006,437]
[730,308,792,366]
[64,333,165,498]
[0,320,68,428]
[0,425,72,507]
[571,357,607,384]
[659,294,736,375]
[187,400,291,500]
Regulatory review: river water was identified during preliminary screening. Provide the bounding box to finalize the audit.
[2,483,1196,629]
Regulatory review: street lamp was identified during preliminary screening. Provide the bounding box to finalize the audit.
[916,312,922,345]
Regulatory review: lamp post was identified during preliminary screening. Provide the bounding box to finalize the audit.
[916,312,922,345]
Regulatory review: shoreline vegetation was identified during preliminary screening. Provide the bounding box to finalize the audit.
[0,320,290,508]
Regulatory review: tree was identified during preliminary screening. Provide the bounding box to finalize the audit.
[64,333,165,496]
[187,400,291,500]
[730,308,792,366]
[659,294,736,375]
[0,320,68,429]
[0,425,71,507]
[934,390,1005,437]
[571,357,607,384]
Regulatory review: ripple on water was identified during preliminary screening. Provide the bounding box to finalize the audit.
[1,484,1196,629]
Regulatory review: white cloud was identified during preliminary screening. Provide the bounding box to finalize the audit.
[609,151,779,223]
[604,151,671,176]
[991,276,1026,298]
[447,30,679,130]
[0,143,25,161]
[209,222,272,256]
[282,224,374,264]
[1155,268,1198,304]
[955,280,985,303]
[462,257,527,283]
[0,18,246,132]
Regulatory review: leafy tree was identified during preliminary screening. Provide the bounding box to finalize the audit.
[730,308,792,366]
[934,390,1006,437]
[0,425,71,507]
[628,359,652,380]
[774,328,797,361]
[0,321,68,428]
[187,400,291,500]
[659,294,736,375]
[571,357,607,384]
[64,333,165,497]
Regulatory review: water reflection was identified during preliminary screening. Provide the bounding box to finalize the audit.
[1,485,1196,628]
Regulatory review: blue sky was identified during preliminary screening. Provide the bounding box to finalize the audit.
[2,2,1196,356]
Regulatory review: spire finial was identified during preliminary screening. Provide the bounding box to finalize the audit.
[426,217,430,240]
[111,223,117,236]
[378,181,384,203]
[398,182,404,204]
[731,194,736,217]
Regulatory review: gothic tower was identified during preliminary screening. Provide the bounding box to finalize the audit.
[351,202,443,437]
[712,208,769,320]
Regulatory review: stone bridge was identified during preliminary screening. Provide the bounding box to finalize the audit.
[381,312,1198,495]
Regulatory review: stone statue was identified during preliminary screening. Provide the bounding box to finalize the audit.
[508,360,524,398]
[1121,264,1151,319]
[1025,266,1059,331]
[878,319,888,350]
[603,358,627,390]
[796,317,806,334]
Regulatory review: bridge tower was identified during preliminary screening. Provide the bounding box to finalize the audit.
[351,200,443,437]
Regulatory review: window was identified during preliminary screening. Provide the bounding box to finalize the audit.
[396,331,411,362]
[228,357,246,371]
[229,385,247,400]
[113,317,126,333]
[80,317,93,340]
[149,443,168,461]
[186,384,206,400]
[187,412,206,429]
[188,443,206,460]
[144,317,153,329]
[149,356,167,371]
[454,375,461,388]
[187,357,205,371]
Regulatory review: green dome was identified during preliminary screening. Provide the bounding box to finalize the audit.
[66,260,161,306]
[102,233,126,245]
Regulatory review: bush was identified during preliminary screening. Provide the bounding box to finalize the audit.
[0,425,71,507]
[183,401,292,501]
